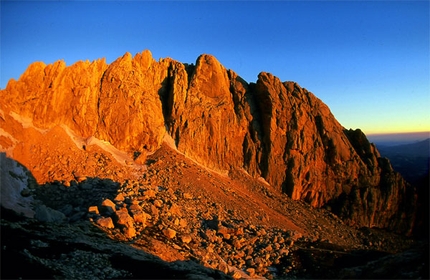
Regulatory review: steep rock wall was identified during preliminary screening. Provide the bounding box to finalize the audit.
[0,50,416,234]
[2,50,170,156]
[166,55,248,171]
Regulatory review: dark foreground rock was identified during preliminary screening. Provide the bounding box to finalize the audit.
[1,145,428,279]
[1,206,232,280]
[282,240,428,279]
[2,205,428,280]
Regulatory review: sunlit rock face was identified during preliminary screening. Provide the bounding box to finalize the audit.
[166,54,249,171]
[2,50,170,155]
[0,50,416,234]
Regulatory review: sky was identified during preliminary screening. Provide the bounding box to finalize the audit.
[1,1,429,135]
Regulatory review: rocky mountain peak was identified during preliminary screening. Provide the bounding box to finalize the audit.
[0,50,417,235]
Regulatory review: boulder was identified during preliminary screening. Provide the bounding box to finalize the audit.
[163,228,177,239]
[100,199,116,215]
[114,208,134,228]
[96,217,114,228]
[88,206,99,214]
[34,205,66,223]
[128,204,147,224]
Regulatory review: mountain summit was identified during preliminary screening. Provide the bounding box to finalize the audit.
[0,50,416,235]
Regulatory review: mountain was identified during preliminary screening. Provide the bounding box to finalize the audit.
[0,50,416,233]
[375,138,429,238]
[368,132,430,147]
[376,138,429,184]
[1,152,426,279]
[0,50,425,279]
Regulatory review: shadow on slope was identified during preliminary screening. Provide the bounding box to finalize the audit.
[0,153,231,279]
[374,139,430,238]
[1,153,428,279]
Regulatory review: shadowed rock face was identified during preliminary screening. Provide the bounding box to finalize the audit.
[0,50,416,234]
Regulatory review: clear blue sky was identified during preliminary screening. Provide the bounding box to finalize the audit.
[1,1,429,134]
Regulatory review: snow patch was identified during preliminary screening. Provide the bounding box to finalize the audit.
[0,127,18,153]
[61,125,141,169]
[0,128,18,143]
[85,136,133,166]
[60,125,88,149]
[163,132,178,150]
[9,111,48,133]
[257,176,271,186]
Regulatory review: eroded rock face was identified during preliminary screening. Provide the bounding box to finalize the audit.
[2,50,170,156]
[96,51,170,154]
[0,50,416,234]
[167,54,248,171]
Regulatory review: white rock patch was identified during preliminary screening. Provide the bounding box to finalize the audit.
[0,153,35,217]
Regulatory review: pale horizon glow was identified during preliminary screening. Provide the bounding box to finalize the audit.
[1,1,429,135]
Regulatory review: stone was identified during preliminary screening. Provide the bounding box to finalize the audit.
[76,176,87,183]
[20,188,31,197]
[229,267,245,279]
[144,189,156,199]
[183,192,193,199]
[153,199,163,208]
[235,227,244,236]
[218,262,229,274]
[232,239,243,250]
[246,259,255,267]
[123,226,136,239]
[128,204,147,224]
[114,193,125,202]
[59,204,74,216]
[257,228,267,236]
[169,204,182,216]
[245,268,255,277]
[150,204,159,217]
[96,217,114,228]
[114,208,134,228]
[101,199,116,215]
[88,205,99,214]
[217,226,229,236]
[222,233,231,240]
[34,205,66,223]
[163,228,177,239]
[180,234,192,244]
[179,218,187,228]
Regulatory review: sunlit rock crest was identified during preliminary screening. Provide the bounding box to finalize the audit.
[0,50,416,234]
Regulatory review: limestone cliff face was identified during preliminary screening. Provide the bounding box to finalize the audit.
[0,50,416,234]
[166,55,249,171]
[2,50,171,156]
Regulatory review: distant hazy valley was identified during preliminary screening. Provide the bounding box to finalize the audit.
[371,135,429,184]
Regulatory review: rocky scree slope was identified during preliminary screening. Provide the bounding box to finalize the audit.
[1,146,426,279]
[0,50,416,234]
